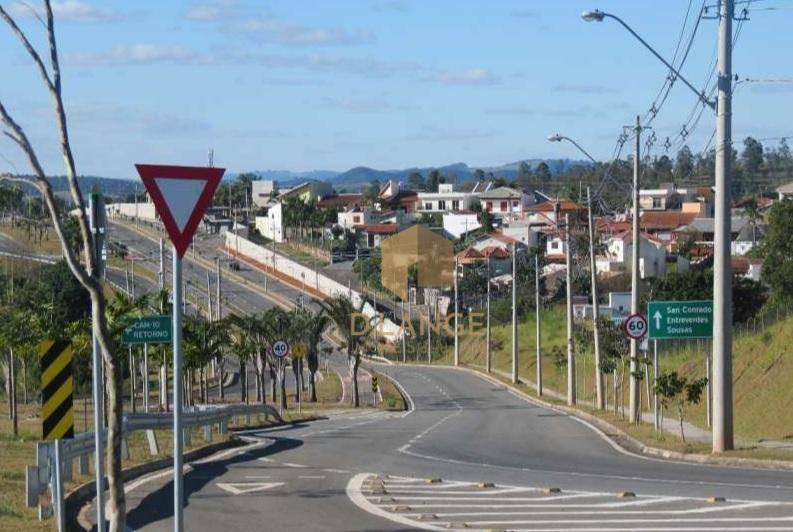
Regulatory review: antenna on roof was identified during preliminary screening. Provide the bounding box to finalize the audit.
[208,148,214,168]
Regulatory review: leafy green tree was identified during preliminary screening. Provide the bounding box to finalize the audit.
[319,296,372,407]
[761,200,793,303]
[426,169,442,193]
[741,136,764,176]
[362,180,381,206]
[654,371,707,442]
[535,162,552,183]
[407,171,424,191]
[674,145,694,180]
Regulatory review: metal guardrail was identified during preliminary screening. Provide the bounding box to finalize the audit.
[26,402,281,519]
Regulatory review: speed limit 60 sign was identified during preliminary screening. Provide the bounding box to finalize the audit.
[622,313,648,340]
[272,339,289,358]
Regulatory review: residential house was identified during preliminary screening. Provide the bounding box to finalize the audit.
[638,211,698,249]
[595,230,667,278]
[316,193,363,210]
[337,207,375,230]
[254,202,284,243]
[356,223,400,249]
[479,187,535,219]
[443,212,481,239]
[731,257,763,282]
[472,231,524,254]
[573,291,632,324]
[525,198,585,229]
[639,183,684,211]
[278,180,333,203]
[377,189,418,215]
[500,220,540,248]
[251,180,278,208]
[417,183,478,214]
[777,181,793,201]
[543,228,567,263]
[679,216,752,251]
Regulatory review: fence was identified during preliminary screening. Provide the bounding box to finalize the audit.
[26,402,280,526]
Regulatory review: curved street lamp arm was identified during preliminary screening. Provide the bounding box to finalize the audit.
[598,11,716,110]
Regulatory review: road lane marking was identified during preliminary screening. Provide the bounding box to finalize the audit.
[298,475,326,479]
[350,474,793,532]
[216,482,283,495]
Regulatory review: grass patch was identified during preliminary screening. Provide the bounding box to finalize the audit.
[370,370,406,411]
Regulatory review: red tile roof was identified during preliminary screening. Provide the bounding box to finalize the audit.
[316,194,363,209]
[481,246,510,259]
[356,223,399,235]
[528,199,584,213]
[457,247,485,262]
[639,211,698,231]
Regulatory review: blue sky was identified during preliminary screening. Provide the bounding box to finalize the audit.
[1,0,792,179]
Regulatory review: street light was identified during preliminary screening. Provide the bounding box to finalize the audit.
[547,134,598,164]
[547,133,604,410]
[581,9,715,110]
[584,2,734,451]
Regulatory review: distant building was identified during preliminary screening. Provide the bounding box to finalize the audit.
[417,183,478,214]
[442,212,481,239]
[777,181,793,201]
[278,181,333,203]
[251,180,278,207]
[254,202,284,243]
[356,223,400,249]
[337,207,375,230]
[595,230,667,278]
[316,193,363,210]
[479,187,535,219]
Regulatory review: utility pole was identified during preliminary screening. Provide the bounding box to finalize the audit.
[713,0,734,452]
[511,243,518,384]
[401,299,407,363]
[486,254,491,373]
[206,271,213,321]
[454,257,459,366]
[88,192,106,531]
[158,238,164,290]
[535,253,542,396]
[565,213,575,406]
[130,256,136,299]
[629,115,642,424]
[587,187,604,409]
[215,257,221,320]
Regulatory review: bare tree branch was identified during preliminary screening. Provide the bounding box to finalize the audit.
[0,4,55,93]
[0,172,36,185]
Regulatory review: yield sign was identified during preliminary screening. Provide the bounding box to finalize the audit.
[135,164,225,257]
[216,482,283,495]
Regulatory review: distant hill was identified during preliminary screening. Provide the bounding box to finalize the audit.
[318,159,589,190]
[13,175,139,202]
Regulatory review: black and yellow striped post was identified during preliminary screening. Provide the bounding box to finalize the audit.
[40,340,74,441]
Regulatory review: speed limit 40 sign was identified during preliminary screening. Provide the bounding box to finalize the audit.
[272,339,289,358]
[622,313,648,340]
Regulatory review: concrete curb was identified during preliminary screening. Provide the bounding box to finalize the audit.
[369,359,793,472]
[69,438,245,531]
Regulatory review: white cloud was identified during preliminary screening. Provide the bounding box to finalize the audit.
[66,44,196,66]
[432,68,499,86]
[231,18,375,46]
[184,0,239,22]
[7,1,122,23]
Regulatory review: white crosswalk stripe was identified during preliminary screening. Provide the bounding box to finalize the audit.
[346,473,793,531]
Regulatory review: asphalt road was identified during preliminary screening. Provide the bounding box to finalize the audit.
[114,363,793,532]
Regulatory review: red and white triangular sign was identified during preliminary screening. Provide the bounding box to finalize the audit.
[135,164,225,257]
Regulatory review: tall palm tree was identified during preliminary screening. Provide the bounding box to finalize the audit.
[319,296,372,407]
[302,309,329,402]
[184,316,226,406]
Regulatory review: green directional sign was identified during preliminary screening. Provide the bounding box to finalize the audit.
[648,300,713,340]
[122,315,172,345]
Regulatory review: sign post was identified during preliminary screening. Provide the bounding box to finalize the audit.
[648,300,714,340]
[272,340,289,417]
[136,164,224,532]
[122,316,173,344]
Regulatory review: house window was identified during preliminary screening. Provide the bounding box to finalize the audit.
[500,201,508,211]
[452,200,460,211]
[513,200,519,207]
[353,216,361,223]
[652,197,663,209]
[425,202,432,211]
[551,241,559,250]
[438,200,447,211]
[485,201,493,211]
